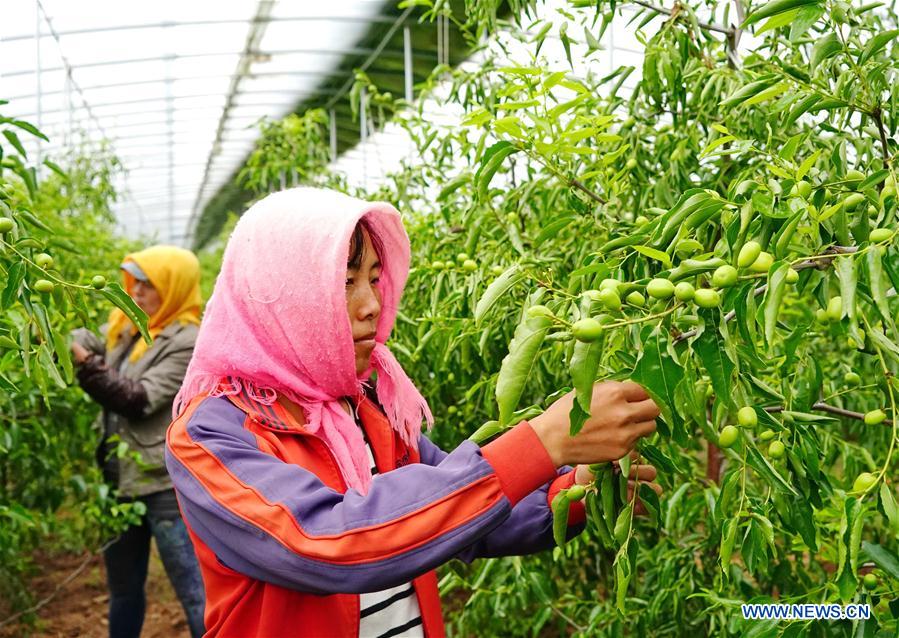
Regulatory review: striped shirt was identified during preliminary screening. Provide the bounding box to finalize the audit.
[355,407,424,638]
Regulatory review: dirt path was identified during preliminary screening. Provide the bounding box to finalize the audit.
[1,545,192,638]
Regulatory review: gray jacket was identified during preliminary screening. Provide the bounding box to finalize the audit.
[73,321,198,497]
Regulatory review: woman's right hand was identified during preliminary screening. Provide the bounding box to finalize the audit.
[529,380,659,467]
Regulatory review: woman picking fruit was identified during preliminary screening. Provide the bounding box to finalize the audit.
[166,188,662,638]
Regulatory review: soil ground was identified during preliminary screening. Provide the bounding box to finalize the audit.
[1,545,190,638]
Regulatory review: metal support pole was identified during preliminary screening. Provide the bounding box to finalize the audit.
[329,108,337,162]
[443,12,449,65]
[35,0,42,173]
[436,15,443,67]
[166,56,175,242]
[63,71,71,147]
[403,25,413,103]
[360,86,368,190]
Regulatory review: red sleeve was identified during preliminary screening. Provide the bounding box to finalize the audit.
[547,470,586,525]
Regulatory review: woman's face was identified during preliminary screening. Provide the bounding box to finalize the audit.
[346,227,382,376]
[132,279,162,316]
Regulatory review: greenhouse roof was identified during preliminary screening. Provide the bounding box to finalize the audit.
[0,0,469,245]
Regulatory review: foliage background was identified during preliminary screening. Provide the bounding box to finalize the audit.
[2,0,899,635]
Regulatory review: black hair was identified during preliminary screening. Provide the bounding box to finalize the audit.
[348,218,383,270]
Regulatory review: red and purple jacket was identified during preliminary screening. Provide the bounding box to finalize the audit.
[165,385,585,637]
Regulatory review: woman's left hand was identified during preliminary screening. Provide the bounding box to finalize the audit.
[573,453,663,516]
[70,341,91,365]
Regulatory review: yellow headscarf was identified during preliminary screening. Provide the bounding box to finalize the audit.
[106,245,202,362]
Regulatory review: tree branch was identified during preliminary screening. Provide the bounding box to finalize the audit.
[764,402,893,425]
[872,107,892,166]
[629,0,734,35]
[570,178,606,204]
[0,541,114,631]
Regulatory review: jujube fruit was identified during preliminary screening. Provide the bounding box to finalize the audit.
[34,279,54,293]
[647,278,675,299]
[749,251,774,273]
[768,441,786,459]
[791,181,812,199]
[852,472,877,492]
[863,573,878,590]
[843,193,865,210]
[526,305,554,320]
[737,406,757,428]
[712,265,738,288]
[626,291,645,307]
[674,282,695,301]
[571,318,603,342]
[694,288,721,308]
[737,241,762,268]
[598,288,622,311]
[718,425,739,448]
[826,296,843,322]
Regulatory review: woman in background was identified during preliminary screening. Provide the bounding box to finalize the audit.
[71,245,206,638]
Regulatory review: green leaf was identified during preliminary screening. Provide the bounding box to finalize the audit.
[495,305,551,426]
[720,77,779,108]
[10,120,49,141]
[631,327,684,442]
[613,504,633,544]
[755,8,801,35]
[879,482,899,535]
[535,216,575,244]
[640,444,677,475]
[858,29,899,65]
[719,517,738,571]
[796,149,821,181]
[552,490,572,546]
[2,130,27,157]
[694,313,735,408]
[1,261,26,310]
[742,82,789,106]
[42,159,68,180]
[745,444,799,495]
[632,245,672,268]
[476,141,519,201]
[638,483,661,526]
[744,0,821,27]
[101,282,150,343]
[867,249,897,335]
[469,420,504,444]
[569,337,603,435]
[835,256,864,346]
[789,5,825,40]
[857,169,889,191]
[763,262,790,345]
[810,32,842,70]
[436,172,471,200]
[861,542,899,580]
[474,264,522,324]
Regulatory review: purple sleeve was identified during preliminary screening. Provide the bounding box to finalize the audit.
[166,397,559,595]
[417,435,584,560]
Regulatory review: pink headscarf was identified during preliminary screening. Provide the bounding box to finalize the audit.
[175,187,433,494]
